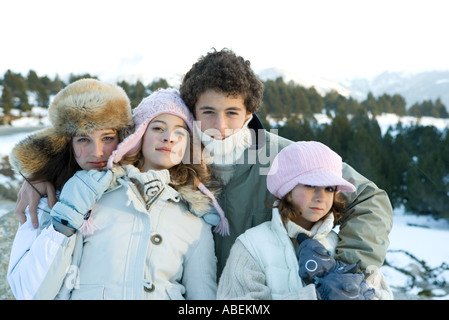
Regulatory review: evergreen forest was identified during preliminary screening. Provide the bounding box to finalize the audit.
[1,70,448,221]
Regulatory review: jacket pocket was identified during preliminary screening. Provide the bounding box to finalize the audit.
[71,284,105,300]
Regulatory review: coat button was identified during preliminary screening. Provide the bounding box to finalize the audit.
[143,280,155,292]
[151,234,162,245]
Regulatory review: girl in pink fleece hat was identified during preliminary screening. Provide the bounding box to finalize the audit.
[108,88,228,235]
[266,141,356,230]
[217,141,393,300]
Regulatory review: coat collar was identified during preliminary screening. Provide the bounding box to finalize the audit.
[248,113,266,150]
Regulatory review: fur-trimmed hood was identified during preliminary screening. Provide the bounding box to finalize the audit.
[177,180,228,235]
[177,183,221,219]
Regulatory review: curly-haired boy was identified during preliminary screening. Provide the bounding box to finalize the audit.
[180,48,393,276]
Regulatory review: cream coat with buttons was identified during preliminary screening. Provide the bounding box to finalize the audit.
[8,165,217,300]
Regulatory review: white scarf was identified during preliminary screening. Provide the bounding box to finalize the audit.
[284,213,334,242]
[195,115,253,166]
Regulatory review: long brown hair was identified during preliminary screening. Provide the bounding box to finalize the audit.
[27,138,82,191]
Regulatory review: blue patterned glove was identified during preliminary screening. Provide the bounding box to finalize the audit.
[51,170,113,229]
[296,234,337,284]
[315,269,376,300]
[296,234,375,300]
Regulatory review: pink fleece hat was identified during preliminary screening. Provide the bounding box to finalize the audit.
[267,141,356,199]
[107,88,194,168]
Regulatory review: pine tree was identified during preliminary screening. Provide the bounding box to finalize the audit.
[391,94,406,116]
[408,102,422,117]
[117,81,131,97]
[377,94,391,113]
[383,127,412,207]
[27,70,40,92]
[262,82,282,117]
[3,70,30,112]
[317,115,352,159]
[50,75,65,95]
[69,73,98,83]
[36,84,49,108]
[18,90,31,112]
[348,115,386,188]
[402,125,447,217]
[305,87,324,113]
[278,78,292,115]
[1,85,14,115]
[362,92,379,116]
[291,86,310,116]
[277,115,316,142]
[148,78,169,92]
[130,80,147,108]
[435,98,448,118]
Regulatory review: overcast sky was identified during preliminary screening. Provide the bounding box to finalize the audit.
[1,0,449,83]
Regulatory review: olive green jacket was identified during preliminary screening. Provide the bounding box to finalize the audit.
[213,116,393,275]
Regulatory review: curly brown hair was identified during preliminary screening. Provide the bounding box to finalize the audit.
[270,191,346,227]
[180,48,264,115]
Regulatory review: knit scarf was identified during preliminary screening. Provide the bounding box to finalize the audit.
[195,115,253,166]
[195,116,253,185]
[284,213,335,243]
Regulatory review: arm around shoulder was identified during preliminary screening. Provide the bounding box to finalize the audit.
[337,163,394,271]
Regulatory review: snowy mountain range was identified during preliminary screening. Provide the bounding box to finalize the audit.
[257,67,352,98]
[257,68,449,110]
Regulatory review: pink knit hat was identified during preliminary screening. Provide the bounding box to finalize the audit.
[267,141,356,199]
[107,88,194,168]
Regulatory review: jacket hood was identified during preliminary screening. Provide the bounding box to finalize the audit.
[177,183,221,218]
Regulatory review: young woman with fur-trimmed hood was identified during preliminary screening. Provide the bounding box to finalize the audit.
[8,84,224,300]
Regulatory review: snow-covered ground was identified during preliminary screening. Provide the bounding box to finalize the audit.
[0,132,36,157]
[382,207,449,299]
[1,112,449,300]
[375,113,449,136]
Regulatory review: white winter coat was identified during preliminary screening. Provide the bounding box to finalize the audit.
[8,165,217,300]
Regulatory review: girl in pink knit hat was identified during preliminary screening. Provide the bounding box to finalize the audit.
[8,88,223,300]
[217,141,393,300]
